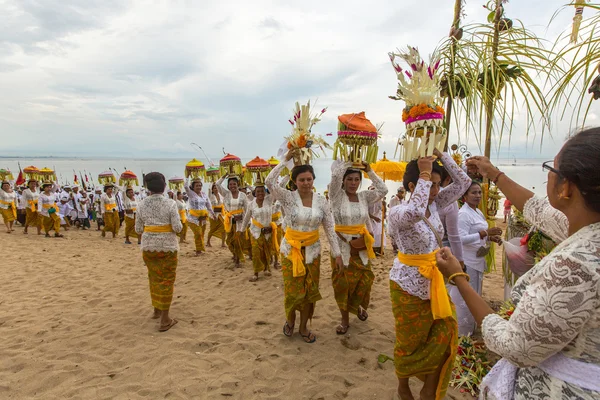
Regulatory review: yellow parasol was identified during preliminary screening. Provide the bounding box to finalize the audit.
[365,151,406,182]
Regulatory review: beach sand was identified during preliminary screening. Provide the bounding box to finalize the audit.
[0,221,507,399]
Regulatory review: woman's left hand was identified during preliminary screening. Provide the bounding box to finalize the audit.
[433,148,443,159]
[335,256,344,271]
[362,161,371,172]
[435,247,463,278]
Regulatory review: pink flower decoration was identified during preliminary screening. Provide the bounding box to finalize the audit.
[393,63,402,73]
[434,60,441,70]
[427,66,433,79]
[321,108,327,114]
[410,63,417,71]
[405,71,412,79]
[289,119,294,125]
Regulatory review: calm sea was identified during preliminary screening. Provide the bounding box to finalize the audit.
[0,157,549,201]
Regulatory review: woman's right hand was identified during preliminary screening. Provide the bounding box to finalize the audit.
[466,156,500,179]
[435,247,463,278]
[417,156,435,174]
[285,149,296,162]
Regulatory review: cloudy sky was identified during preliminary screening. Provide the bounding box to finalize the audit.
[0,0,596,160]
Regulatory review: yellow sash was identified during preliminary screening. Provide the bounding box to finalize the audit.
[251,219,279,253]
[42,203,58,216]
[144,224,173,233]
[189,209,208,218]
[0,199,16,218]
[271,211,282,222]
[284,228,320,277]
[334,224,376,259]
[223,209,243,233]
[28,200,37,212]
[178,209,187,223]
[104,202,117,211]
[397,250,452,320]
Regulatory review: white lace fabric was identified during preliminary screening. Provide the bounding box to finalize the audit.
[135,195,182,252]
[100,193,117,216]
[0,189,16,209]
[216,177,247,232]
[38,185,58,217]
[329,161,388,266]
[480,196,600,399]
[241,198,275,240]
[185,185,214,226]
[388,152,471,299]
[266,163,341,263]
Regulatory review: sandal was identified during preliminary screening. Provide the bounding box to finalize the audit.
[283,321,294,337]
[54,233,64,238]
[249,275,258,282]
[336,324,350,335]
[300,331,316,343]
[158,318,178,332]
[358,307,369,321]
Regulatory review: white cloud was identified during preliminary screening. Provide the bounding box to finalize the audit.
[0,0,596,161]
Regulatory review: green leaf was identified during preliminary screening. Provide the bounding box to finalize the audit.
[487,11,496,24]
[377,354,393,364]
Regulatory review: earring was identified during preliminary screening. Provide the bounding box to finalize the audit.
[562,195,570,200]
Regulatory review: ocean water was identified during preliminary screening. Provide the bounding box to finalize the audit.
[0,157,549,201]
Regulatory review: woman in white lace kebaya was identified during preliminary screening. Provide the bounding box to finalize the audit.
[216,175,247,266]
[100,184,120,238]
[0,180,17,233]
[122,186,140,245]
[207,184,226,248]
[388,149,471,400]
[135,172,182,333]
[266,152,342,344]
[184,179,214,256]
[329,161,387,334]
[436,128,600,400]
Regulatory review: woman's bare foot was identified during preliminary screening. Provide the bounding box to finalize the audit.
[158,318,178,332]
[207,242,212,247]
[151,309,161,319]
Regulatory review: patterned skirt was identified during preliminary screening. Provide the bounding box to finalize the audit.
[225,227,245,262]
[250,234,272,273]
[42,214,60,234]
[1,206,16,223]
[390,280,457,400]
[331,255,374,315]
[25,208,41,228]
[187,221,206,252]
[124,215,138,238]
[281,252,321,322]
[207,215,225,240]
[103,210,120,235]
[142,251,178,311]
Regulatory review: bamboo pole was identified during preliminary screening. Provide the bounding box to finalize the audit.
[444,0,463,151]
[484,0,502,159]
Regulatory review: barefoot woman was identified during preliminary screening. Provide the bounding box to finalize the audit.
[266,150,342,343]
[0,180,17,233]
[135,172,182,332]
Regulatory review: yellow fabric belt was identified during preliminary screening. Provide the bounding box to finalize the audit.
[144,225,173,233]
[28,200,37,212]
[334,224,376,259]
[284,228,319,277]
[397,250,451,320]
[223,209,243,233]
[252,219,279,253]
[104,203,117,211]
[271,211,282,221]
[178,209,187,223]
[42,203,58,215]
[0,199,16,218]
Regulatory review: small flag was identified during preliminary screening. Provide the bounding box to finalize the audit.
[15,170,25,186]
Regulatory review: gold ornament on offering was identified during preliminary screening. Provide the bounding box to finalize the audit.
[205,166,220,183]
[98,170,116,185]
[119,170,139,187]
[450,144,472,167]
[39,167,57,183]
[389,46,446,161]
[219,153,243,176]
[333,111,381,169]
[184,158,206,180]
[486,185,501,219]
[245,156,271,186]
[168,176,185,191]
[0,169,14,182]
[285,100,331,166]
[23,166,41,181]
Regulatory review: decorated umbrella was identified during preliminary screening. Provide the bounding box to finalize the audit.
[98,170,116,185]
[333,111,380,168]
[219,153,243,176]
[184,158,206,180]
[366,152,406,182]
[119,170,139,187]
[39,167,57,183]
[0,169,14,182]
[245,156,271,185]
[268,155,289,178]
[205,166,220,183]
[168,176,185,191]
[23,166,40,181]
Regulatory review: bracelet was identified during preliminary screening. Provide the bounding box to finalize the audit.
[448,272,470,286]
[419,171,432,179]
[492,171,505,184]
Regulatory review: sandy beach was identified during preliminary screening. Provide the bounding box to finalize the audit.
[0,221,506,400]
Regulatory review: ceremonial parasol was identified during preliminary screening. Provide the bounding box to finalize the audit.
[0,169,14,182]
[245,156,270,185]
[39,167,57,183]
[98,170,116,185]
[23,166,40,181]
[168,176,185,191]
[366,152,406,182]
[184,158,206,180]
[219,153,243,176]
[205,166,220,183]
[119,170,139,187]
[333,111,380,168]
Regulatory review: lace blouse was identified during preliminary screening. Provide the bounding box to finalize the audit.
[135,195,183,252]
[0,189,16,209]
[438,201,464,262]
[38,185,58,217]
[241,198,275,240]
[388,152,471,300]
[329,161,388,266]
[266,163,341,263]
[216,176,247,232]
[458,204,488,272]
[481,196,600,400]
[209,193,223,216]
[122,194,138,219]
[184,185,214,226]
[22,188,39,210]
[100,193,118,216]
